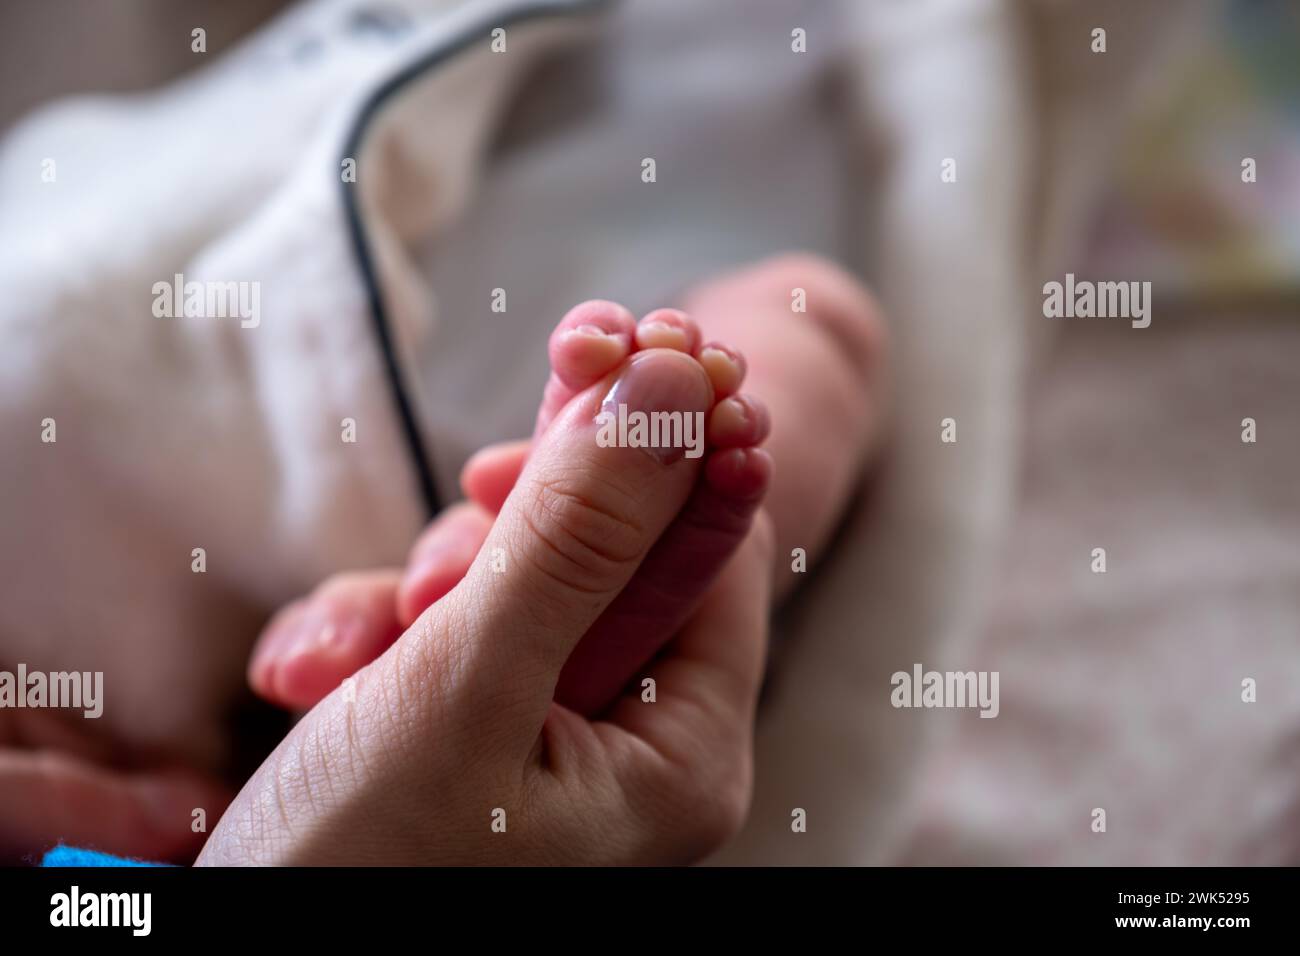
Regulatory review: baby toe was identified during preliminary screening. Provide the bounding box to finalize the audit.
[635,308,700,354]
[707,393,771,448]
[697,341,746,399]
[704,446,773,501]
[538,300,638,435]
[549,300,637,388]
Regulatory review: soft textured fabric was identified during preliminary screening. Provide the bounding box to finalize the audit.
[0,0,597,770]
[714,0,1300,865]
[887,0,1300,865]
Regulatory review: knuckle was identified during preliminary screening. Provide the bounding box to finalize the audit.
[517,473,646,595]
[670,760,754,858]
[697,773,752,850]
[632,733,754,861]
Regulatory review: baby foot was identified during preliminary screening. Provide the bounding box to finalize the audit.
[525,303,772,714]
[247,569,405,709]
[249,302,772,717]
[681,254,887,597]
[250,246,889,716]
[248,503,495,709]
[534,301,745,438]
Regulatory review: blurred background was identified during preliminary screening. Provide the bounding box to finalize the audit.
[0,0,1296,865]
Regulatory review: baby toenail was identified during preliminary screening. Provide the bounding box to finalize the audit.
[721,397,750,426]
[699,345,744,394]
[636,322,689,350]
[710,394,768,447]
[563,324,612,346]
[274,620,316,663]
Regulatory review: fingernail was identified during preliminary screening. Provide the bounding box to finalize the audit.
[598,352,712,464]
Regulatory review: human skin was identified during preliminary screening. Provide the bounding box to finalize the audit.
[198,349,775,865]
[252,304,774,717]
[250,254,886,715]
[0,254,881,865]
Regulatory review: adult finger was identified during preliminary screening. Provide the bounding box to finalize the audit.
[428,349,715,739]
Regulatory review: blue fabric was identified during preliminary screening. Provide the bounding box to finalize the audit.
[42,844,170,867]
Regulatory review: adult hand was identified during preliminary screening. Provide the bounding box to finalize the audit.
[199,351,773,865]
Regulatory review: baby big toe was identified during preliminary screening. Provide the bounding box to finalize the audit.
[551,302,636,384]
[538,300,638,435]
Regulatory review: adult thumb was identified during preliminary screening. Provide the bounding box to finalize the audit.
[436,349,714,729]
